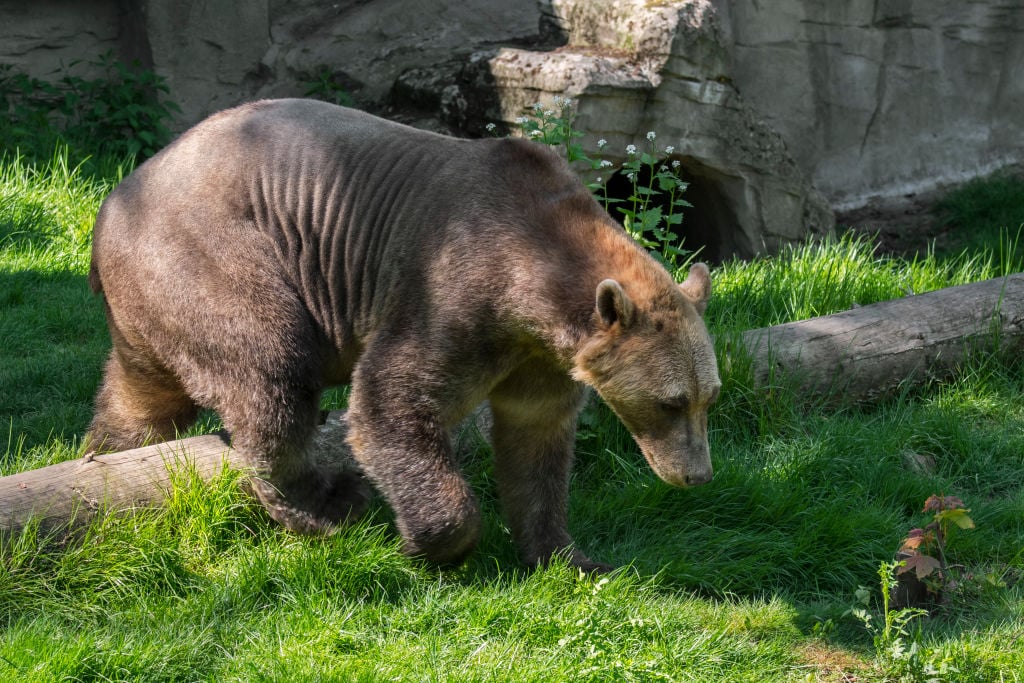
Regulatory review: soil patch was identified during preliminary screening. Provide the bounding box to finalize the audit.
[837,189,952,257]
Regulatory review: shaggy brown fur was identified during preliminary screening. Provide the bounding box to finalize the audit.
[87,99,721,570]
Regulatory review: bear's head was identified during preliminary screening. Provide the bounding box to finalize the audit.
[573,263,721,487]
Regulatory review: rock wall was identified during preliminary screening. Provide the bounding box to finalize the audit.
[2,0,1021,257]
[720,0,1024,210]
[0,0,541,127]
[1,0,124,75]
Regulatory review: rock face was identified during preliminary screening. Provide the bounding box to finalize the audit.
[458,0,837,257]
[721,1,1024,211]
[2,0,1021,258]
[256,0,542,112]
[0,0,123,75]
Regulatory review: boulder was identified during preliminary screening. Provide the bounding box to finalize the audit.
[253,0,543,114]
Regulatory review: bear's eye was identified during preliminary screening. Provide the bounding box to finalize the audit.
[659,396,689,413]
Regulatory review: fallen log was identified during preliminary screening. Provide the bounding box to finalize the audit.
[2,274,1022,536]
[740,273,1024,400]
[0,410,487,537]
[0,430,237,536]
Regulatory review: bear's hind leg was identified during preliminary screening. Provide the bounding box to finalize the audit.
[221,382,371,535]
[87,350,199,453]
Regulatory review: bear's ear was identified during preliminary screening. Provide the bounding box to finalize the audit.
[679,262,711,316]
[596,279,635,329]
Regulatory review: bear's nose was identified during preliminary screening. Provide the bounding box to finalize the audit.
[684,470,713,487]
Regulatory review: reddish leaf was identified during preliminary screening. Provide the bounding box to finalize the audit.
[898,554,942,579]
[943,495,965,510]
[900,536,925,551]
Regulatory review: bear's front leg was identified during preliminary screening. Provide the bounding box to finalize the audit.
[346,356,481,566]
[488,363,612,573]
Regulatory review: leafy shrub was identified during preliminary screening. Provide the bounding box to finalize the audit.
[0,51,180,162]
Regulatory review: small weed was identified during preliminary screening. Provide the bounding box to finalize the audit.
[896,494,975,601]
[848,561,958,682]
[302,66,355,107]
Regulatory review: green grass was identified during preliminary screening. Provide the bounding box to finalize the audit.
[935,170,1024,255]
[2,149,1024,681]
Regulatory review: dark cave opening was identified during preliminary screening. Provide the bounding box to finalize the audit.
[600,156,749,263]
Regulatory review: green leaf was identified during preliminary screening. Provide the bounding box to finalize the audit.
[639,206,663,231]
[937,508,975,530]
[567,143,590,163]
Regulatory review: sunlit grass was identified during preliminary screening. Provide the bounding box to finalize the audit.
[708,231,1023,333]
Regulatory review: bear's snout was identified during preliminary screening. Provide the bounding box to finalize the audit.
[637,437,714,489]
[683,467,713,487]
[630,410,714,489]
[655,460,713,488]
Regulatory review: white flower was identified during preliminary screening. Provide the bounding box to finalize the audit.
[664,145,675,155]
[626,144,637,155]
[646,131,656,141]
[671,159,681,169]
[533,102,544,112]
[600,159,613,168]
[515,116,529,125]
[485,123,497,132]
[627,172,636,182]
[595,177,602,183]
[543,110,554,118]
[597,138,608,148]
[529,129,543,138]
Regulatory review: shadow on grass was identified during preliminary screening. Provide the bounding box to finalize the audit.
[0,269,107,455]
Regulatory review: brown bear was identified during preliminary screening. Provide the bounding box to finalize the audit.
[87,98,721,571]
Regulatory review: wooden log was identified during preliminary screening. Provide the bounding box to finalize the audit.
[0,431,239,536]
[740,273,1024,400]
[0,410,488,536]
[2,274,1022,535]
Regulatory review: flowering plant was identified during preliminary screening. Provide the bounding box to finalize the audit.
[508,97,693,272]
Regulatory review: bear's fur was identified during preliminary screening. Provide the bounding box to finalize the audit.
[87,99,721,570]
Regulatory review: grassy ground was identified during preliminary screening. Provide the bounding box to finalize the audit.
[2,148,1024,681]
